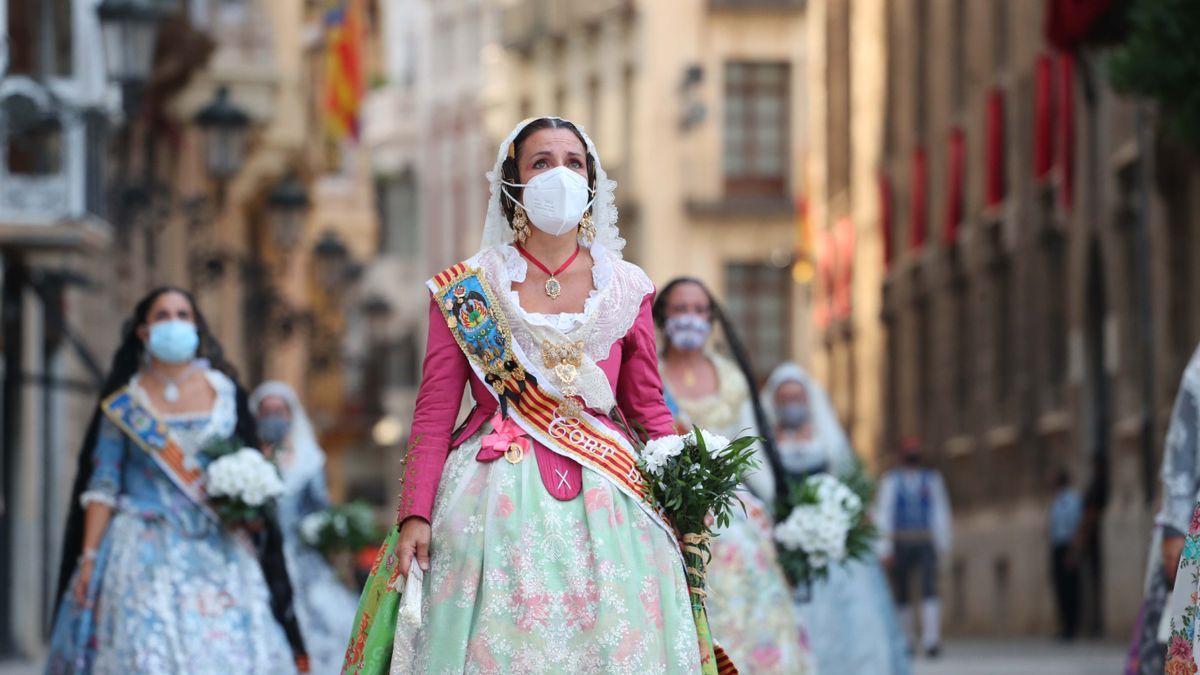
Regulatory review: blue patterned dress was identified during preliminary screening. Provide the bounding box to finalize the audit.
[277,469,359,674]
[46,374,296,675]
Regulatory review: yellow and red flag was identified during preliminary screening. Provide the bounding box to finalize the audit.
[323,0,364,141]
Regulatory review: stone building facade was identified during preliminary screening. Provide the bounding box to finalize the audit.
[810,0,1200,639]
[496,0,813,377]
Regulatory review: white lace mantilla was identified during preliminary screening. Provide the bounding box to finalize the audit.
[469,245,653,413]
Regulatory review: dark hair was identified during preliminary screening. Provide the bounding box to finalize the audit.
[654,276,789,513]
[52,288,305,657]
[500,117,596,227]
[100,286,239,391]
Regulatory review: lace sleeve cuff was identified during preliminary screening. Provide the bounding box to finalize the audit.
[80,490,118,509]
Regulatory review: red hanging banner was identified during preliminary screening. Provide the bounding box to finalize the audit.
[1033,54,1055,180]
[1057,52,1075,211]
[814,230,835,329]
[985,89,1006,208]
[910,147,928,251]
[944,128,965,245]
[834,217,856,321]
[1044,0,1117,50]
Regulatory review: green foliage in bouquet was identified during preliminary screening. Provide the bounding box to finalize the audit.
[775,462,878,591]
[298,501,383,555]
[636,428,760,601]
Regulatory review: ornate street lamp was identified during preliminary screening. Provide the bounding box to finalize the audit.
[362,294,393,343]
[266,174,310,251]
[312,230,351,290]
[194,86,250,202]
[96,0,162,115]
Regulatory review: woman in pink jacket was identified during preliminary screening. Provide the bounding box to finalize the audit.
[343,118,729,674]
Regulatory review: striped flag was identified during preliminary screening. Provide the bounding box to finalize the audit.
[323,0,364,140]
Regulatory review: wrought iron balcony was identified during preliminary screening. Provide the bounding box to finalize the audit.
[0,80,109,230]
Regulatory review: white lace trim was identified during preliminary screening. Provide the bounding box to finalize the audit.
[80,490,118,509]
[502,242,616,332]
[129,368,238,457]
[476,246,653,412]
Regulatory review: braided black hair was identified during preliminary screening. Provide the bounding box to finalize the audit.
[500,117,597,226]
[655,277,789,514]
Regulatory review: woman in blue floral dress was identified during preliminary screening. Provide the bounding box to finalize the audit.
[46,287,307,674]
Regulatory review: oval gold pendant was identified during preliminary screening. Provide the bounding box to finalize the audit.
[505,442,525,464]
[545,277,562,299]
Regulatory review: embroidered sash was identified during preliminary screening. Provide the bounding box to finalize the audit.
[101,387,219,523]
[429,262,666,532]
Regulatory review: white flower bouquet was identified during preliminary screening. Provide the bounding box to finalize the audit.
[298,501,381,554]
[633,425,760,673]
[774,469,877,597]
[204,446,285,524]
[637,427,760,601]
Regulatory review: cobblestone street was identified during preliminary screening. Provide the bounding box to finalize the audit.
[912,639,1127,675]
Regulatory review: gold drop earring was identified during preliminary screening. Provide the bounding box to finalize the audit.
[578,210,596,246]
[512,207,531,243]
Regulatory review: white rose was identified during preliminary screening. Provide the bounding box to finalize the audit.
[693,429,731,455]
[642,435,687,475]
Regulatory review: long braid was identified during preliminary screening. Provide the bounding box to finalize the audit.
[656,277,789,516]
[710,299,789,515]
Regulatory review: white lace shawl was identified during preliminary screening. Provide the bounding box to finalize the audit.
[460,245,654,413]
[129,368,238,456]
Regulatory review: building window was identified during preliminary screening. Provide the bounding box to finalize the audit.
[825,2,851,196]
[952,278,972,433]
[992,0,1009,74]
[724,262,792,379]
[951,0,966,111]
[914,0,928,140]
[991,257,1013,423]
[6,0,74,78]
[723,62,790,198]
[587,75,601,142]
[376,169,419,258]
[1043,236,1068,409]
[84,111,108,217]
[1166,183,1195,376]
[916,296,932,445]
[3,95,63,176]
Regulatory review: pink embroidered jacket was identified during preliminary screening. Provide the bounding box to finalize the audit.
[395,292,676,524]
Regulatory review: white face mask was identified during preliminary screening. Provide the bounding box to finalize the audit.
[503,166,594,237]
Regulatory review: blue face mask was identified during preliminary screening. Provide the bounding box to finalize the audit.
[147,320,199,364]
[777,403,810,429]
[257,415,292,445]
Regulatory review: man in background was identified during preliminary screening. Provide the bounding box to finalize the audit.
[876,437,953,658]
[1048,468,1083,642]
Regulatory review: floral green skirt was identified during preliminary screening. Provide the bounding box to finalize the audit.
[1164,504,1200,674]
[344,432,704,674]
[706,491,814,674]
